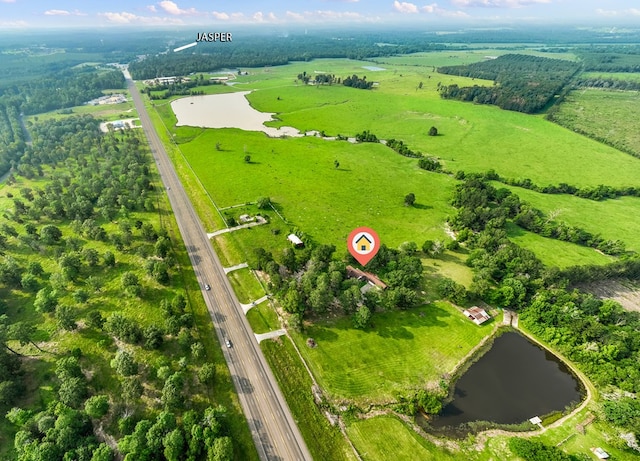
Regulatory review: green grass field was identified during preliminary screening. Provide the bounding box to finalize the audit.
[179,129,457,250]
[262,337,358,461]
[500,185,640,254]
[246,301,280,334]
[226,267,264,304]
[347,416,460,460]
[291,301,491,404]
[552,88,640,157]
[506,223,615,268]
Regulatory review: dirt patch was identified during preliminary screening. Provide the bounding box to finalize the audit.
[577,279,640,312]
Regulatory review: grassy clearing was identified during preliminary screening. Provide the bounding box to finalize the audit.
[347,415,459,461]
[261,337,357,461]
[499,185,640,254]
[179,129,456,251]
[226,268,264,304]
[552,88,640,157]
[246,301,281,334]
[291,301,490,404]
[506,223,614,268]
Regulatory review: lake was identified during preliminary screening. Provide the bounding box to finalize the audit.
[429,331,584,432]
[171,91,302,137]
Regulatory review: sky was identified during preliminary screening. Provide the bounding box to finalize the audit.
[1,0,640,29]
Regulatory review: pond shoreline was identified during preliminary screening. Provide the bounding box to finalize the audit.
[422,324,590,439]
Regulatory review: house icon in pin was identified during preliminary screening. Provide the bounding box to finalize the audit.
[355,234,372,253]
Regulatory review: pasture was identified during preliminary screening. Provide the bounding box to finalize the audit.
[552,88,640,158]
[290,301,491,404]
[501,186,640,254]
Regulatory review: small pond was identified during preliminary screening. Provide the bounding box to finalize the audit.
[428,331,584,433]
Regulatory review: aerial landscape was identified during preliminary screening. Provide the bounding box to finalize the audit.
[1,1,640,460]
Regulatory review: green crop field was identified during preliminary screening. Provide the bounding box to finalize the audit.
[551,88,640,157]
[290,301,491,403]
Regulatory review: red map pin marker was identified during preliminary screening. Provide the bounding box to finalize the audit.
[348,227,380,266]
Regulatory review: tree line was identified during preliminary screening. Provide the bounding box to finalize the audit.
[143,74,224,100]
[353,130,442,169]
[0,67,125,116]
[469,168,640,202]
[128,33,450,80]
[437,54,580,113]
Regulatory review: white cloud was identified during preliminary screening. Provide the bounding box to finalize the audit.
[147,5,157,13]
[286,11,305,21]
[393,1,419,14]
[253,11,264,22]
[158,1,197,16]
[596,8,640,17]
[44,9,87,16]
[99,11,183,25]
[452,0,550,7]
[212,11,230,20]
[45,10,70,16]
[0,20,27,27]
[1,0,17,3]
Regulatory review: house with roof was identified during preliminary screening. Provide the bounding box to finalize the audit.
[346,265,387,292]
[463,307,491,325]
[355,234,372,252]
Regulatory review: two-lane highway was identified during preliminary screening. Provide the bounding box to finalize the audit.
[125,70,312,461]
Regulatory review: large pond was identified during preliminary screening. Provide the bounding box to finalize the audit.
[171,91,302,137]
[429,331,584,433]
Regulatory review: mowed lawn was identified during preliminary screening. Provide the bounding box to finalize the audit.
[291,302,491,403]
[347,416,460,461]
[180,129,456,249]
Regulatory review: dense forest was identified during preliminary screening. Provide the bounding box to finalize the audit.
[0,116,236,460]
[128,34,449,80]
[0,101,25,178]
[0,67,125,115]
[577,48,640,72]
[437,54,580,113]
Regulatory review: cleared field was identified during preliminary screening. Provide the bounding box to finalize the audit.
[232,60,640,189]
[246,301,280,334]
[226,267,264,304]
[179,128,457,250]
[262,337,357,461]
[506,223,615,268]
[552,88,640,157]
[291,301,490,404]
[347,416,459,460]
[499,185,640,254]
